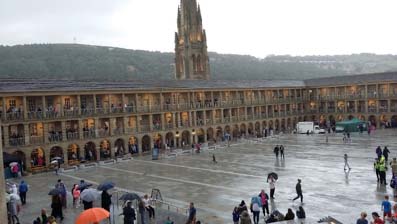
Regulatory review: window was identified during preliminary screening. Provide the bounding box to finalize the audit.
[80,96,87,109]
[96,96,102,108]
[28,99,35,111]
[9,99,16,108]
[30,124,38,136]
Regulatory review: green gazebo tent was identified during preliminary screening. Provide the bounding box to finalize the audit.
[336,118,367,132]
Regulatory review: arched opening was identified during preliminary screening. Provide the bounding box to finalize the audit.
[281,119,286,132]
[380,115,388,128]
[369,115,377,128]
[114,138,126,157]
[141,135,151,153]
[153,133,162,149]
[181,130,190,147]
[292,118,297,129]
[247,123,254,136]
[50,146,64,164]
[196,129,205,143]
[240,124,246,136]
[391,115,397,128]
[31,147,46,168]
[13,151,26,171]
[216,127,223,141]
[262,121,267,129]
[165,132,174,148]
[358,115,366,121]
[348,115,354,120]
[337,115,344,122]
[268,120,274,130]
[255,122,261,137]
[67,144,80,165]
[84,141,97,161]
[100,140,111,160]
[128,136,139,154]
[206,128,214,142]
[232,125,239,138]
[311,115,316,122]
[275,119,280,132]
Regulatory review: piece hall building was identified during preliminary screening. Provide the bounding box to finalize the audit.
[1,0,397,173]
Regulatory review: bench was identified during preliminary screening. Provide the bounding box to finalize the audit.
[79,163,98,169]
[99,159,116,166]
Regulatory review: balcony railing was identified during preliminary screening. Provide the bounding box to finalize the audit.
[164,123,173,130]
[9,137,25,146]
[66,132,79,140]
[83,130,96,139]
[126,127,138,134]
[45,111,59,119]
[81,108,95,116]
[64,109,79,117]
[28,111,43,120]
[48,132,63,142]
[6,111,23,121]
[30,135,44,145]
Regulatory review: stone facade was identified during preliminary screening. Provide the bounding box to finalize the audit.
[1,79,397,173]
[175,0,210,80]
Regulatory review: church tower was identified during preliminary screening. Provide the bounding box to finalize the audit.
[175,0,210,80]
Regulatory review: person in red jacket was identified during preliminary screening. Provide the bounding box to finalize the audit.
[371,212,384,224]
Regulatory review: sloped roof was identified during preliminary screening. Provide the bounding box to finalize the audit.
[304,72,397,87]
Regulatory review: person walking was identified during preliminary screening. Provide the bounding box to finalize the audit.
[186,202,196,224]
[379,156,387,185]
[18,180,28,205]
[232,207,240,224]
[374,159,381,183]
[250,196,261,224]
[273,145,279,159]
[138,200,146,224]
[142,194,155,219]
[101,190,112,212]
[121,201,136,224]
[280,145,285,159]
[390,158,397,177]
[376,146,383,160]
[381,195,391,221]
[212,154,217,164]
[383,147,390,164]
[50,195,63,221]
[7,196,20,224]
[292,179,303,203]
[267,176,276,199]
[72,184,80,208]
[344,154,351,171]
[259,189,269,217]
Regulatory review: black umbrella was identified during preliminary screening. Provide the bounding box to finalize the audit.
[48,188,61,196]
[119,193,141,201]
[267,172,278,180]
[97,181,115,191]
[79,183,93,192]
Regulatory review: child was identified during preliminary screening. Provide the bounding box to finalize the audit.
[72,184,80,208]
[381,195,391,221]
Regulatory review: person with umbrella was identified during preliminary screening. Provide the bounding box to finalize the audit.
[98,181,115,212]
[121,201,136,224]
[267,173,277,199]
[81,188,101,210]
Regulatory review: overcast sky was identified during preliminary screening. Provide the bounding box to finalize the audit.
[1,0,397,58]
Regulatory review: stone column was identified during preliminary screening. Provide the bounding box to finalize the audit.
[221,109,224,123]
[93,94,97,113]
[77,95,81,115]
[136,116,141,133]
[122,94,126,112]
[43,123,49,144]
[61,121,67,141]
[123,117,129,134]
[149,115,153,131]
[23,96,28,120]
[78,119,84,140]
[110,118,116,136]
[2,97,6,120]
[0,122,9,224]
[24,124,30,145]
[42,96,46,118]
[161,113,165,131]
[176,113,180,128]
[203,111,207,126]
[172,113,176,129]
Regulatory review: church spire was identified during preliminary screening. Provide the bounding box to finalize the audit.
[175,0,210,80]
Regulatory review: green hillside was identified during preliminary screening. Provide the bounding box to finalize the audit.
[0,44,396,80]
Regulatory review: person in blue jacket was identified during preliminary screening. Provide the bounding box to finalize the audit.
[18,180,28,205]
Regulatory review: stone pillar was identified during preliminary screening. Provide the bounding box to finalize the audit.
[43,123,49,144]
[137,116,141,133]
[161,113,165,131]
[203,111,207,126]
[59,97,64,117]
[172,113,176,129]
[0,122,10,224]
[228,109,232,121]
[192,111,197,127]
[221,109,224,123]
[23,96,28,120]
[149,115,153,131]
[93,94,97,113]
[61,121,67,141]
[24,124,30,145]
[123,117,129,134]
[212,110,216,125]
[176,113,180,128]
[110,118,117,136]
[77,95,81,115]
[42,96,46,118]
[189,112,193,127]
[78,119,84,140]
[108,94,112,113]
[122,94,126,112]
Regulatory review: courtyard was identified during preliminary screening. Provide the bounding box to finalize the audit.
[11,129,397,223]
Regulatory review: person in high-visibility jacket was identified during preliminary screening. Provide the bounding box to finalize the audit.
[374,158,380,183]
[379,156,387,185]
